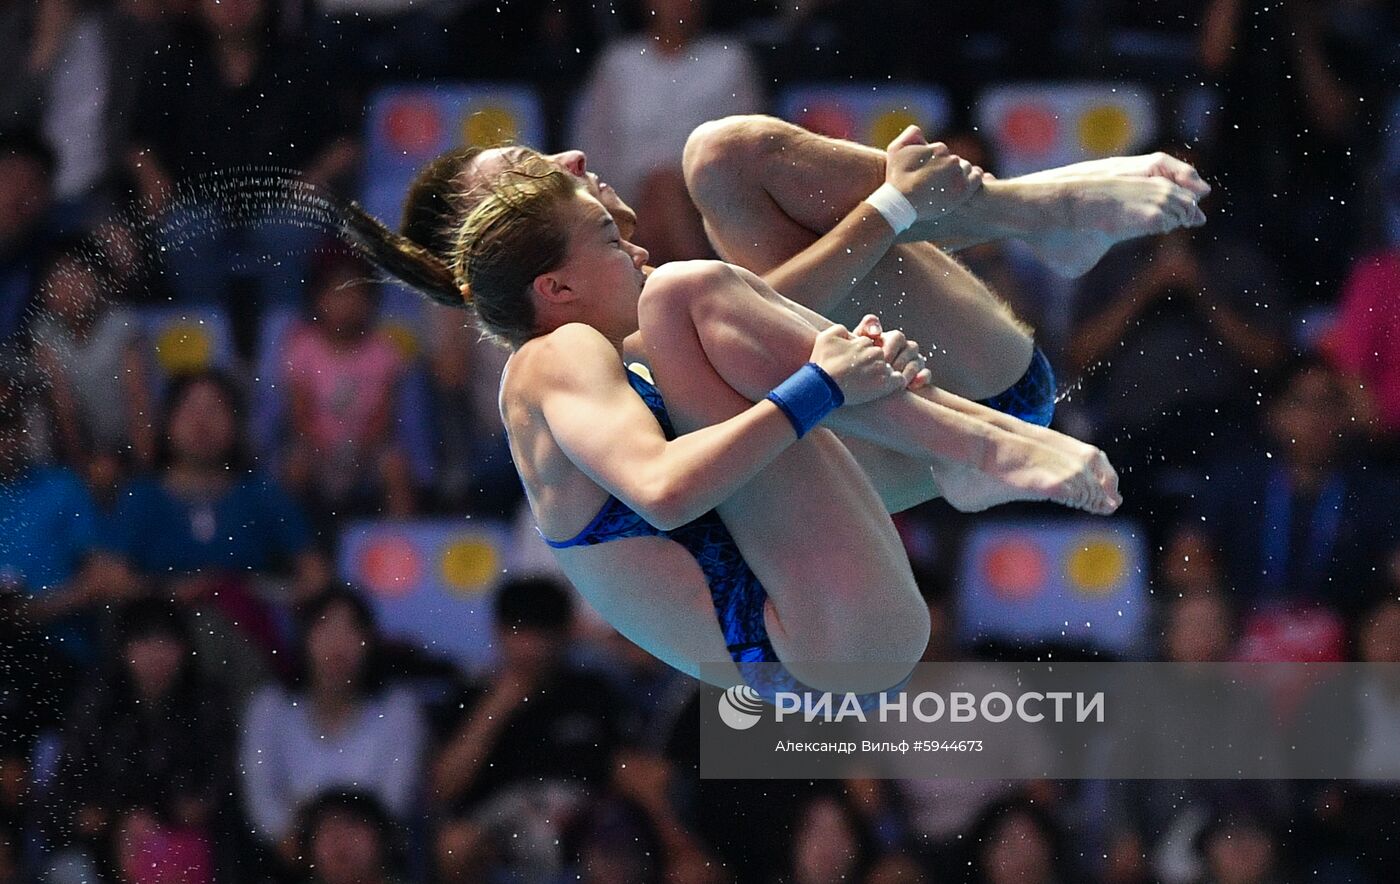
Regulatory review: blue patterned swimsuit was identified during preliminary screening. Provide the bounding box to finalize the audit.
[543,366,781,679]
[543,351,1056,707]
[545,365,904,707]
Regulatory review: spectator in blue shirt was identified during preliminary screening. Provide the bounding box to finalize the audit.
[107,370,331,683]
[1179,357,1400,621]
[0,356,137,659]
[109,369,331,603]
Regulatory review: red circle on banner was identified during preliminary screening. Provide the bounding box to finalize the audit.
[1001,103,1058,157]
[359,536,422,598]
[982,538,1047,600]
[796,102,857,141]
[384,99,444,157]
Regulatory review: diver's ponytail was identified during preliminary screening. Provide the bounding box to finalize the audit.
[334,148,577,348]
[334,196,465,310]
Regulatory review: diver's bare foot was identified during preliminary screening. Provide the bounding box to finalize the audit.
[935,431,1121,515]
[1025,176,1207,278]
[1009,421,1121,505]
[1009,152,1211,199]
[917,384,1122,506]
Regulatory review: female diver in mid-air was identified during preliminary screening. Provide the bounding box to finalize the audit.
[339,122,1203,700]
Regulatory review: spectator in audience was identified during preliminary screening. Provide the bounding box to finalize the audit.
[572,0,763,263]
[571,792,664,884]
[123,0,357,328]
[422,312,518,515]
[432,576,623,881]
[777,791,876,884]
[0,355,138,660]
[1183,357,1400,621]
[446,0,603,90]
[894,598,1056,874]
[2,0,181,217]
[45,598,233,883]
[0,129,57,342]
[1194,810,1291,884]
[2,0,117,214]
[0,583,73,883]
[282,250,416,519]
[90,190,176,306]
[863,853,928,884]
[124,0,356,198]
[1068,227,1289,506]
[308,0,459,94]
[1107,593,1290,884]
[1157,525,1229,599]
[1290,598,1400,883]
[1163,592,1236,664]
[968,798,1072,884]
[29,236,155,468]
[239,587,427,867]
[600,746,725,884]
[110,370,331,624]
[1199,0,1391,295]
[1322,245,1400,441]
[296,790,407,884]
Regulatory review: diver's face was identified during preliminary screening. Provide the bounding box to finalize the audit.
[471,147,640,240]
[545,192,649,337]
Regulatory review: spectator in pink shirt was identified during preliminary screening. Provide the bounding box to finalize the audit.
[282,251,416,517]
[1322,248,1400,437]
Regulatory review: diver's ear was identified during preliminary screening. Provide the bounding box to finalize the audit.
[531,271,573,305]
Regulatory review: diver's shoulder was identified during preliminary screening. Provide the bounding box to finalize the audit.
[504,325,620,397]
[516,325,618,378]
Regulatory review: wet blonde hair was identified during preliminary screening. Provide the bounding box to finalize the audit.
[451,157,580,347]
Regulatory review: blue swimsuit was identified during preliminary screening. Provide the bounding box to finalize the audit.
[543,352,1056,707]
[543,366,780,673]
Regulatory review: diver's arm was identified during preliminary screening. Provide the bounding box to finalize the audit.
[530,322,896,531]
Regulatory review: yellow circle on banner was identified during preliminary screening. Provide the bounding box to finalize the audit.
[869,109,922,148]
[155,323,213,375]
[1078,104,1133,155]
[379,321,419,360]
[441,538,499,595]
[1065,535,1127,595]
[463,106,519,148]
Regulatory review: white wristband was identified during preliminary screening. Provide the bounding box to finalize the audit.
[864,182,918,234]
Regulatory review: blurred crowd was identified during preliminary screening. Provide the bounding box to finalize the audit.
[2,0,1400,881]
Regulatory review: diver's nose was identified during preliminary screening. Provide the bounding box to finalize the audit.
[553,150,587,177]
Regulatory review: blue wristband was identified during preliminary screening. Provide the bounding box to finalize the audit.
[766,363,845,438]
